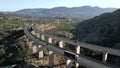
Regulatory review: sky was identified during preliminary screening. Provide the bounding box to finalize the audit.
[0,0,120,11]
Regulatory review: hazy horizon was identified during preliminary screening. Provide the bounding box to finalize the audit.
[1,6,119,12]
[0,0,120,11]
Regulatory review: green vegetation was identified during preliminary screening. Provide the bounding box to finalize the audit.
[1,9,120,67]
[0,13,32,66]
[0,13,28,39]
[0,41,31,66]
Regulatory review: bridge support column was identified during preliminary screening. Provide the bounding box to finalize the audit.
[35,32,40,38]
[59,41,64,48]
[31,31,38,53]
[36,33,44,59]
[75,46,80,68]
[32,42,37,53]
[59,41,65,68]
[26,38,29,45]
[48,37,54,67]
[31,31,35,35]
[103,52,108,62]
[48,37,52,43]
[27,38,33,49]
[41,35,45,40]
[38,45,43,58]
[66,59,72,68]
[49,51,54,67]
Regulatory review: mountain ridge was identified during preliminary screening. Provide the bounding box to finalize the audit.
[73,9,120,48]
[72,9,120,66]
[14,6,117,19]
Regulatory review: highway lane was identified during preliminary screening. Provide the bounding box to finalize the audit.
[24,23,116,68]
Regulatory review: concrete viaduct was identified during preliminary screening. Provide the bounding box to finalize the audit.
[24,22,120,68]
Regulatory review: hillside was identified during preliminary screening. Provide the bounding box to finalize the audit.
[0,12,32,66]
[14,6,117,20]
[72,9,120,67]
[73,9,120,48]
[0,13,26,39]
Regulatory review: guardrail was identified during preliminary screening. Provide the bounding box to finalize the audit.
[24,23,119,68]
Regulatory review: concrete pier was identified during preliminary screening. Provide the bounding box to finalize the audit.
[38,45,43,58]
[59,41,64,48]
[32,42,37,53]
[36,33,44,58]
[41,35,45,40]
[66,59,72,68]
[27,38,33,49]
[48,37,54,67]
[103,52,108,62]
[75,46,80,68]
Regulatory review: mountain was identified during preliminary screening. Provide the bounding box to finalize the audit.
[14,6,117,19]
[14,8,45,17]
[72,9,120,67]
[73,9,120,48]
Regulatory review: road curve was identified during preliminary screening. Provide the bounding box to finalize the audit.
[24,23,117,68]
[32,23,120,56]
